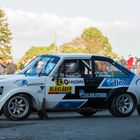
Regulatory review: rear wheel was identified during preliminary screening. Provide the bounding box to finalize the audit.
[109,93,136,117]
[3,94,32,121]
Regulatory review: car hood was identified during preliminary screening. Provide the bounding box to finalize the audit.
[0,74,32,81]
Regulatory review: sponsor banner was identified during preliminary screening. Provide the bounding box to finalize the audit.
[48,86,72,93]
[55,78,84,86]
[99,78,133,88]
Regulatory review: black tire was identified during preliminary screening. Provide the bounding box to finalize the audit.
[79,111,96,117]
[3,94,32,121]
[109,93,136,117]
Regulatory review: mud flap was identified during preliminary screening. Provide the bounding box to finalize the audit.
[37,98,48,120]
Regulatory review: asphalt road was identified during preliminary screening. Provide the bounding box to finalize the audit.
[0,110,140,140]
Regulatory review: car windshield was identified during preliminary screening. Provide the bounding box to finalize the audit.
[19,55,60,76]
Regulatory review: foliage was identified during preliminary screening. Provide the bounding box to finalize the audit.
[81,27,113,56]
[59,27,118,59]
[20,27,119,67]
[0,8,12,60]
[60,43,85,53]
[20,43,58,65]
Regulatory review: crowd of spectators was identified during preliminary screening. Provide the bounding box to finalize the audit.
[120,54,140,74]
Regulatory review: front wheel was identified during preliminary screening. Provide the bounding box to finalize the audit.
[3,94,32,121]
[109,93,136,117]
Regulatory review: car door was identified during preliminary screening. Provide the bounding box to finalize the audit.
[45,58,86,109]
[77,55,133,109]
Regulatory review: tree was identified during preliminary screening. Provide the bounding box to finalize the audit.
[20,43,58,66]
[20,27,119,67]
[60,43,85,53]
[81,27,113,56]
[59,27,118,59]
[0,9,12,60]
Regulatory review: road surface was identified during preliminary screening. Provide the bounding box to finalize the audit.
[0,110,140,140]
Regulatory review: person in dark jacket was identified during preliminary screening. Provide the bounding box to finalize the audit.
[0,57,7,75]
[6,58,17,74]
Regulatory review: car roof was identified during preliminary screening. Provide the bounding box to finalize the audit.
[40,53,111,59]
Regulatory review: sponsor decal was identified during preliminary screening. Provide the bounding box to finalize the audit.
[79,89,106,98]
[48,86,72,93]
[14,79,28,87]
[64,79,84,85]
[55,78,84,86]
[27,82,44,86]
[79,89,85,97]
[40,86,45,91]
[38,86,45,94]
[54,101,84,109]
[55,79,64,86]
[15,79,44,87]
[100,78,131,87]
[136,79,140,86]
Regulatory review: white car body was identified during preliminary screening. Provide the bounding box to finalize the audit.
[0,53,140,120]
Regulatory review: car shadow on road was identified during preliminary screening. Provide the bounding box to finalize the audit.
[0,111,139,123]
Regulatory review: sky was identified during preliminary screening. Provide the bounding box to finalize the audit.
[0,0,140,59]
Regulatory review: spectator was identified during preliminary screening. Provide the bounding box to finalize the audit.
[6,58,17,74]
[133,57,138,74]
[138,60,140,75]
[0,57,7,75]
[120,56,126,66]
[126,54,134,70]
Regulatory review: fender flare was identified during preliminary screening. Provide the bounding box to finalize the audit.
[1,90,42,112]
[105,87,137,106]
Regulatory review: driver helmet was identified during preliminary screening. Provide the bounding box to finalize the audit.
[65,62,79,73]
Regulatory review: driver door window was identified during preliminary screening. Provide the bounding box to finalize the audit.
[57,60,81,78]
[53,59,92,78]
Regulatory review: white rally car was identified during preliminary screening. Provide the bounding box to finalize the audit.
[0,54,140,120]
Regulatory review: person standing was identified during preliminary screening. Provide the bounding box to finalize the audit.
[120,56,126,66]
[6,58,17,74]
[0,57,7,75]
[126,54,134,70]
[133,57,139,74]
[138,60,140,75]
